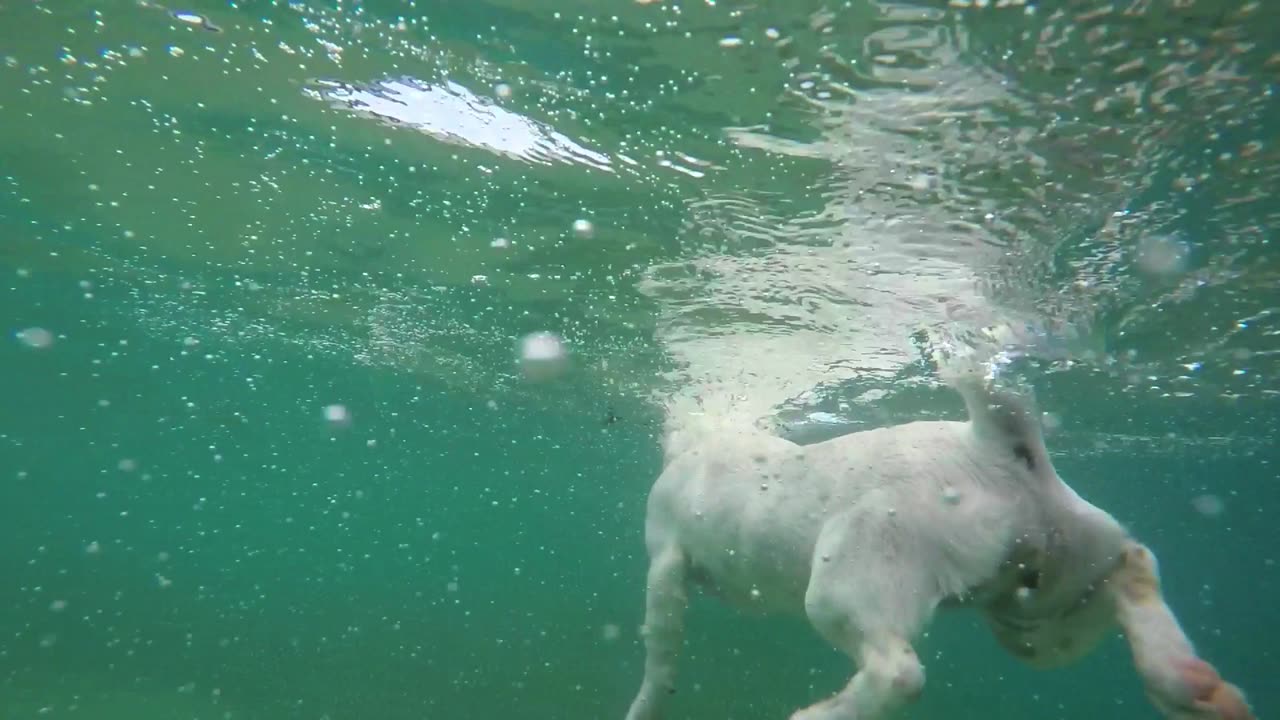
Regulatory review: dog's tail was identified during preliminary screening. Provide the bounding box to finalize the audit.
[939,353,1052,473]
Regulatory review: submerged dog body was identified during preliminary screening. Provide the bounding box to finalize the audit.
[650,413,1123,664]
[626,379,1254,720]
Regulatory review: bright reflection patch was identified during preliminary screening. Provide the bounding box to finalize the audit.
[304,77,613,172]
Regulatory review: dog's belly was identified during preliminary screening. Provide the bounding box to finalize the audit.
[679,508,817,613]
[648,434,838,614]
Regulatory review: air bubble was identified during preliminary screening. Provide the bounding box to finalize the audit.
[1191,494,1224,518]
[16,327,54,349]
[572,218,595,239]
[1136,235,1190,278]
[909,174,938,192]
[323,404,352,428]
[519,331,569,381]
[172,11,207,26]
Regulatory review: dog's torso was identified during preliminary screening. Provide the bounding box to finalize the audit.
[646,415,1130,663]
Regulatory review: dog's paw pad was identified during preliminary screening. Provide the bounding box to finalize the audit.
[1205,682,1254,720]
[1152,658,1255,720]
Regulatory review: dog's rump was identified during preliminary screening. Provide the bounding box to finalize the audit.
[659,388,782,466]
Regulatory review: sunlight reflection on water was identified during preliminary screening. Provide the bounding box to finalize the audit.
[304,76,614,171]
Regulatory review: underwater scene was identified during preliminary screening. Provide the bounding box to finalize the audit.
[0,0,1276,719]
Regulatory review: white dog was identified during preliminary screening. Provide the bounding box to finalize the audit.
[624,373,1254,720]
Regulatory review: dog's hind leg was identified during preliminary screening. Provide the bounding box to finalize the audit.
[789,633,926,720]
[624,544,688,720]
[791,510,939,720]
[1107,542,1254,720]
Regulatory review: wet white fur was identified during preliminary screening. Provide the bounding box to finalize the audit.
[625,376,1231,720]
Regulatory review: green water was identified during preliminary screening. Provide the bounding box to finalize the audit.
[1,0,1276,718]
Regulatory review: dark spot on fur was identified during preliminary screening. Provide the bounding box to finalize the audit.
[1020,568,1041,590]
[1013,443,1035,470]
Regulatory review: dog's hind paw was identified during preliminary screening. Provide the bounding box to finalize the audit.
[1152,657,1255,720]
[1204,681,1255,720]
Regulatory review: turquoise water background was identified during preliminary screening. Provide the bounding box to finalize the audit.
[2,1,1277,718]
